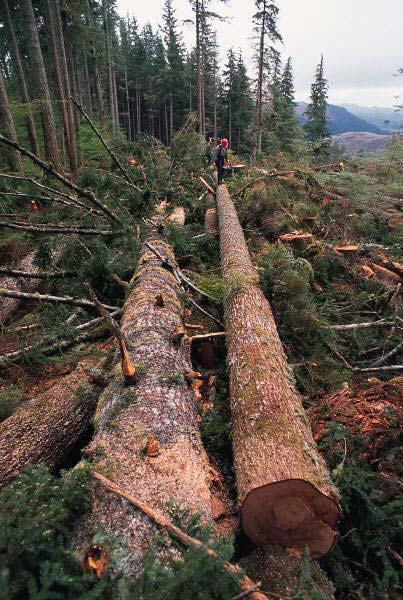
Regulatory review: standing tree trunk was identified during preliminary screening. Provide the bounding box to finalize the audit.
[90,41,105,125]
[0,0,40,157]
[0,360,102,489]
[215,184,340,558]
[43,0,78,177]
[195,0,205,137]
[53,0,79,172]
[0,67,23,172]
[102,0,117,131]
[75,238,212,577]
[252,0,266,161]
[20,0,58,166]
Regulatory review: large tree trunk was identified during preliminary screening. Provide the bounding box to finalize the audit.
[0,361,102,488]
[0,0,40,157]
[53,0,79,174]
[241,545,335,600]
[0,67,23,172]
[215,184,339,558]
[76,238,212,576]
[20,0,58,166]
[102,0,117,131]
[43,0,78,177]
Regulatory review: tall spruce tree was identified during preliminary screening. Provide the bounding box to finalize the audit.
[304,54,330,157]
[252,0,282,160]
[266,55,299,154]
[162,0,185,143]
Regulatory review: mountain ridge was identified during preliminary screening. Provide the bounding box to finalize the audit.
[295,101,386,135]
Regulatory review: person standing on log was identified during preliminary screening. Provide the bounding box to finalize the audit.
[213,138,229,184]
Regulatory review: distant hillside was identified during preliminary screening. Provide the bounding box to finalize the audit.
[332,132,390,154]
[341,104,402,133]
[296,102,386,135]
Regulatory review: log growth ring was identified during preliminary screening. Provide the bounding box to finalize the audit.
[242,479,340,558]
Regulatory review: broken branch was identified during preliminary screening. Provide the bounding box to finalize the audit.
[0,134,122,223]
[0,221,119,236]
[93,472,268,600]
[0,288,118,312]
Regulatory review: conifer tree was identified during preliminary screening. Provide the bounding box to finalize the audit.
[252,0,282,160]
[162,0,185,143]
[266,55,299,153]
[304,55,330,157]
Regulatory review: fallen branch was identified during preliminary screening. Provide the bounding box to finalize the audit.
[87,286,135,378]
[145,242,216,301]
[199,176,216,196]
[0,174,104,216]
[187,297,224,327]
[0,221,119,236]
[71,97,140,192]
[0,134,121,223]
[191,332,226,342]
[0,267,74,279]
[94,472,268,600]
[353,364,403,373]
[371,341,403,367]
[325,319,395,331]
[0,288,118,312]
[0,309,121,367]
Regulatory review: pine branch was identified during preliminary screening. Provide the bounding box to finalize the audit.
[70,97,141,192]
[0,288,119,312]
[0,173,104,215]
[0,310,121,368]
[0,267,74,279]
[93,472,268,600]
[0,221,120,236]
[0,134,122,223]
[87,285,136,378]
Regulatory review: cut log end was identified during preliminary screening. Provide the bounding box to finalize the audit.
[241,479,339,558]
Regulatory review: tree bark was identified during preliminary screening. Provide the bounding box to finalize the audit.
[252,0,266,161]
[205,207,218,235]
[0,67,22,172]
[75,239,212,577]
[0,0,40,157]
[20,0,58,165]
[53,0,79,173]
[43,0,78,176]
[102,0,117,131]
[0,361,102,488]
[215,184,340,558]
[0,252,38,325]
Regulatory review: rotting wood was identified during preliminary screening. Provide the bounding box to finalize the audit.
[0,360,104,488]
[94,472,269,600]
[74,239,214,580]
[215,183,340,558]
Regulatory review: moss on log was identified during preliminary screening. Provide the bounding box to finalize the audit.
[0,362,101,488]
[76,239,212,577]
[215,184,340,558]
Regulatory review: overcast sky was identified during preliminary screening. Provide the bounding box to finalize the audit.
[116,0,402,108]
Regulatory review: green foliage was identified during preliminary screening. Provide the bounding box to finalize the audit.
[0,464,106,599]
[319,424,402,599]
[128,501,242,600]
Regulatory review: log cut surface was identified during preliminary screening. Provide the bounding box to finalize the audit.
[77,239,212,577]
[216,184,340,558]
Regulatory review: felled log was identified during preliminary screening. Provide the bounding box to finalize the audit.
[166,206,186,226]
[215,184,339,558]
[0,361,102,488]
[76,239,213,578]
[0,250,49,326]
[241,545,335,600]
[371,263,402,283]
[205,207,218,235]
